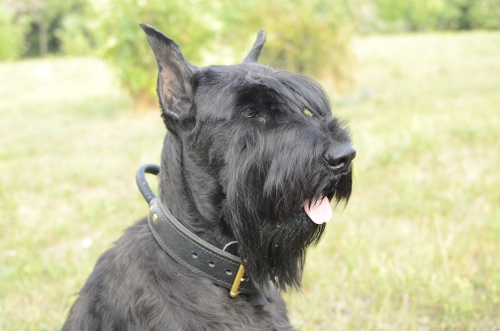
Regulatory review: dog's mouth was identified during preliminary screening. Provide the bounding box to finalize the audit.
[301,171,351,225]
[303,195,332,224]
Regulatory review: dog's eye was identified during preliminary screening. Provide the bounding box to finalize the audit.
[243,107,257,118]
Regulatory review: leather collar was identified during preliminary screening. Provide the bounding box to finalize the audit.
[136,164,259,297]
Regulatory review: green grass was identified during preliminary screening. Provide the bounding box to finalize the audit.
[1,32,499,330]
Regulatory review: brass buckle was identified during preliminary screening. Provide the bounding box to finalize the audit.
[229,264,246,298]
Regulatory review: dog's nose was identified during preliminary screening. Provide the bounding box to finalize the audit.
[324,143,356,175]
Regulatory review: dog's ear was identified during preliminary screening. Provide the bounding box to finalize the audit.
[140,23,197,131]
[243,29,266,63]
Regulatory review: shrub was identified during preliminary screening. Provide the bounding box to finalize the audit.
[91,0,214,109]
[0,6,26,61]
[219,0,354,85]
[91,0,354,108]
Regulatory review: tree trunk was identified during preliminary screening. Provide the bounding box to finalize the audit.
[39,18,48,57]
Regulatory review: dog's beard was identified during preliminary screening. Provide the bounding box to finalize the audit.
[224,165,352,291]
[235,209,326,291]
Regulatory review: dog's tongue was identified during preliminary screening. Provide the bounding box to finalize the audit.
[303,196,332,224]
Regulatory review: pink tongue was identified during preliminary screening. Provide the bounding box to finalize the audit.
[303,196,332,224]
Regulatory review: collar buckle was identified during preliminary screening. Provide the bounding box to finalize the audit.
[229,264,247,298]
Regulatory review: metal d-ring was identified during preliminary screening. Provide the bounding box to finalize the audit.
[223,241,238,252]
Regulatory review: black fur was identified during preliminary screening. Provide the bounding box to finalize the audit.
[62,24,354,331]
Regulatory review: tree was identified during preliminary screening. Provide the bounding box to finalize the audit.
[3,0,88,57]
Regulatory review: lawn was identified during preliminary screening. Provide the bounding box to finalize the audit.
[1,32,499,330]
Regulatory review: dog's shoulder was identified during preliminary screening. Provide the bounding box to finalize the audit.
[63,218,295,330]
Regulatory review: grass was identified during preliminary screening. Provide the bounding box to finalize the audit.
[1,32,499,330]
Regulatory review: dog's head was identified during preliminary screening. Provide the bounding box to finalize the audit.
[141,24,355,291]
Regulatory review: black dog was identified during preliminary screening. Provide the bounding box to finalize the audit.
[62,24,355,330]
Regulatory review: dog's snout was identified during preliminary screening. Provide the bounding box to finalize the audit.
[324,143,356,175]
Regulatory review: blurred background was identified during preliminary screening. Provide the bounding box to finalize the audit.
[0,0,499,330]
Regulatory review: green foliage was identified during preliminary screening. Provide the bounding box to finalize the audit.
[219,0,354,83]
[0,5,26,60]
[54,2,96,56]
[369,0,500,31]
[466,0,500,29]
[87,0,354,107]
[90,0,215,108]
[4,0,92,57]
[79,0,356,107]
[373,0,441,30]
